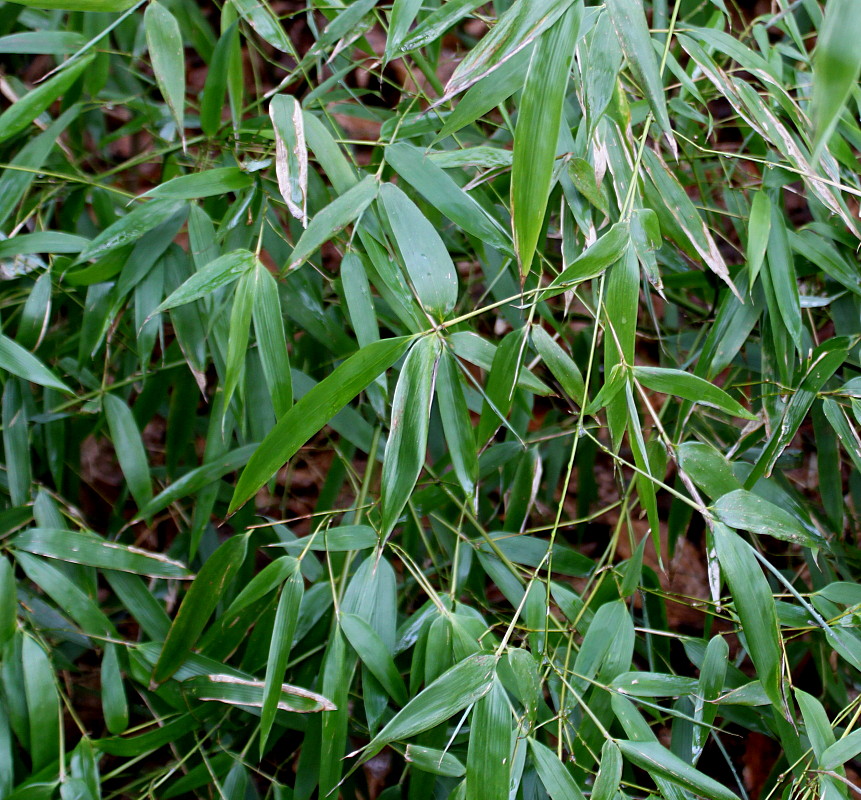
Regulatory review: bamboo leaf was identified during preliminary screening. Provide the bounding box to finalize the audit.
[340,612,408,707]
[0,53,93,144]
[713,490,824,549]
[260,558,304,754]
[712,523,785,711]
[512,4,579,276]
[528,737,586,800]
[632,366,755,419]
[811,0,861,159]
[617,740,740,800]
[153,533,249,684]
[144,168,252,200]
[355,653,498,761]
[145,2,186,138]
[230,337,413,512]
[13,529,190,579]
[103,393,154,509]
[466,677,511,800]
[604,0,675,154]
[379,183,458,320]
[153,250,257,315]
[0,332,73,394]
[285,175,378,272]
[381,335,441,538]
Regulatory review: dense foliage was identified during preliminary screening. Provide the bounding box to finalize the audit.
[0,0,860,798]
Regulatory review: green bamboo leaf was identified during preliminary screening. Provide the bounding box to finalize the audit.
[692,635,728,762]
[476,328,530,445]
[356,653,498,761]
[512,4,579,276]
[101,643,129,735]
[314,0,376,53]
[466,677,511,800]
[137,443,258,520]
[616,740,740,800]
[528,737,586,800]
[822,398,861,474]
[611,672,697,697]
[270,94,308,226]
[340,612,408,707]
[746,337,850,487]
[796,689,835,762]
[23,636,61,772]
[443,0,576,100]
[677,442,741,501]
[405,744,466,777]
[152,250,257,315]
[13,528,190,579]
[0,108,77,228]
[260,558,304,754]
[531,326,585,406]
[592,740,623,800]
[747,191,771,290]
[764,208,802,351]
[223,268,255,415]
[251,259,292,417]
[17,550,117,637]
[379,183,458,320]
[230,337,413,512]
[436,348,478,497]
[811,0,861,160]
[16,269,52,351]
[0,332,72,394]
[144,167,252,200]
[76,199,186,264]
[145,1,185,138]
[821,729,861,772]
[276,525,378,554]
[92,714,198,757]
[399,0,485,54]
[153,533,249,684]
[341,252,379,349]
[448,331,551,396]
[285,175,378,272]
[3,381,31,508]
[0,232,88,258]
[712,523,784,711]
[0,32,86,53]
[436,46,532,141]
[385,142,511,255]
[632,366,755,419]
[0,556,16,646]
[103,393,153,509]
[381,335,441,538]
[232,0,295,53]
[104,571,170,641]
[544,221,630,296]
[200,22,239,138]
[713,490,823,548]
[0,53,92,144]
[386,0,423,62]
[604,0,675,153]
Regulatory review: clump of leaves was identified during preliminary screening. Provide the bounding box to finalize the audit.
[1,0,860,798]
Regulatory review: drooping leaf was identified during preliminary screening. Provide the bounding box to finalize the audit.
[144,2,186,139]
[512,4,580,276]
[380,335,441,538]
